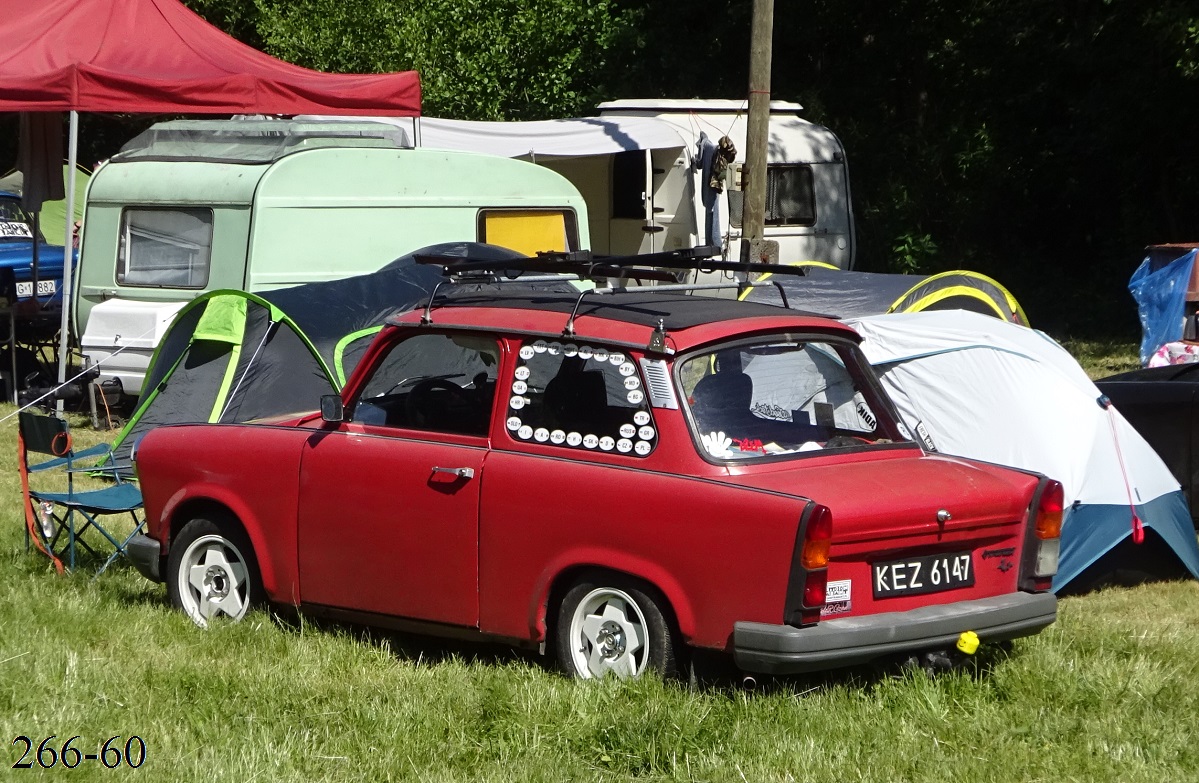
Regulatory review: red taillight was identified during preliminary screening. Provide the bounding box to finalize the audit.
[1036,480,1064,540]
[802,505,833,569]
[801,505,832,610]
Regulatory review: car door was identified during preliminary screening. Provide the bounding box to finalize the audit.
[296,331,503,628]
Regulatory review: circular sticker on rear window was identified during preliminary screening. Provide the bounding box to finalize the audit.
[582,434,599,449]
[533,339,548,353]
[619,362,636,377]
[638,426,655,440]
[534,428,550,442]
[634,440,652,456]
[550,429,566,444]
[563,344,579,357]
[633,411,650,426]
[609,352,625,365]
[623,376,640,390]
[616,438,633,453]
[548,342,562,355]
[578,345,594,359]
[514,366,530,380]
[566,432,582,446]
[593,348,610,363]
[511,380,528,394]
[506,416,522,431]
[620,423,636,438]
[518,425,533,439]
[599,436,615,451]
[627,389,644,404]
[519,346,535,360]
[509,396,526,410]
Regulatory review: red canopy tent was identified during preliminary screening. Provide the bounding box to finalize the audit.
[0,0,421,114]
[0,0,421,383]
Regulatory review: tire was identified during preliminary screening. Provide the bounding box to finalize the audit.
[555,574,679,679]
[166,516,261,629]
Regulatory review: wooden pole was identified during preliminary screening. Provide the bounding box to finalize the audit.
[741,0,776,264]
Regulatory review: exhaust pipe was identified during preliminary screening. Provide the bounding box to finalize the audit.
[741,674,757,690]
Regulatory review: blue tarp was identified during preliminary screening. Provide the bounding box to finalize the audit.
[1130,249,1196,365]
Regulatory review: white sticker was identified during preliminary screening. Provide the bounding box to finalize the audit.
[566,432,583,446]
[638,426,655,440]
[599,436,615,451]
[518,425,533,439]
[627,389,645,404]
[509,396,526,410]
[511,380,528,394]
[620,423,636,438]
[634,440,652,456]
[616,438,633,453]
[514,366,531,380]
[619,362,636,377]
[550,429,567,444]
[578,345,594,359]
[623,376,640,390]
[506,416,522,431]
[533,339,548,353]
[563,344,579,357]
[593,348,610,363]
[583,434,599,449]
[633,411,651,426]
[548,341,562,355]
[609,352,625,365]
[519,346,535,360]
[825,579,852,603]
[534,427,550,442]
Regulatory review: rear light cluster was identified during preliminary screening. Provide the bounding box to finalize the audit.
[1022,479,1063,590]
[786,503,833,626]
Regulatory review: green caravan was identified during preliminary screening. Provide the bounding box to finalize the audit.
[74,119,589,397]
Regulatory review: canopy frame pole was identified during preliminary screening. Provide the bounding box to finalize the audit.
[56,110,79,399]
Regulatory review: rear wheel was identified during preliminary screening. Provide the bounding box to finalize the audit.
[555,575,678,679]
[167,516,261,628]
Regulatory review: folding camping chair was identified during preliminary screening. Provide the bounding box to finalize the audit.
[17,411,144,575]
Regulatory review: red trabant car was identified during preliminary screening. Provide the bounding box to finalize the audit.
[128,289,1061,678]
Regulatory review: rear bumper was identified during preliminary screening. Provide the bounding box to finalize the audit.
[126,534,163,582]
[734,591,1057,675]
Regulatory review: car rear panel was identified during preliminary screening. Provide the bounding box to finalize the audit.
[724,449,1043,617]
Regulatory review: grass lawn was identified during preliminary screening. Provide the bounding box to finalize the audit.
[2,339,1197,782]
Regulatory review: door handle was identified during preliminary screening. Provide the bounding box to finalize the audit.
[432,466,475,479]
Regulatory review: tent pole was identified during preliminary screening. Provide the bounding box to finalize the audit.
[56,110,79,399]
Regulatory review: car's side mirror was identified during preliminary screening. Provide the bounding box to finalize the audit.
[320,394,344,423]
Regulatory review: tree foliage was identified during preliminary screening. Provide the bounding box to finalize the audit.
[3,0,1195,337]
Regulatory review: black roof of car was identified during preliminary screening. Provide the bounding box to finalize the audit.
[437,289,837,330]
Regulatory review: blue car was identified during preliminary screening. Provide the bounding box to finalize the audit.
[0,191,67,307]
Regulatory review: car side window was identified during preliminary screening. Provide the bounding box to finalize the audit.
[505,339,657,457]
[351,332,501,436]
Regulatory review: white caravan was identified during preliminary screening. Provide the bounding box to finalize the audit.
[404,99,855,268]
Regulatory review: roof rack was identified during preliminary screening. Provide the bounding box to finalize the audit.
[413,245,813,337]
[414,245,815,282]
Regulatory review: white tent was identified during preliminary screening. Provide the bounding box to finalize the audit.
[847,310,1199,591]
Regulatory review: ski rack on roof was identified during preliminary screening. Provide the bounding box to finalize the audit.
[414,245,814,283]
[413,245,813,328]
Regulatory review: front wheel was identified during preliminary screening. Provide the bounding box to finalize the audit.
[555,575,678,679]
[167,516,260,628]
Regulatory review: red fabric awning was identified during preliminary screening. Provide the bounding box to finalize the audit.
[0,0,420,116]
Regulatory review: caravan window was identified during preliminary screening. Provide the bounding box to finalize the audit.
[117,208,213,288]
[477,209,579,256]
[729,164,816,228]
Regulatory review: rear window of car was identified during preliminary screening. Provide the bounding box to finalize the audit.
[678,337,904,460]
[505,339,658,457]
